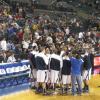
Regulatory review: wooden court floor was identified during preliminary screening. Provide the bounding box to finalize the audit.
[1,75,100,100]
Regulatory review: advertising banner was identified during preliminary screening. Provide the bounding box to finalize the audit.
[94,55,100,74]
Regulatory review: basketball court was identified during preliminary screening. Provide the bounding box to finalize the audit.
[1,75,100,100]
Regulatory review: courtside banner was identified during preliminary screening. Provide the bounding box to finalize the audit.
[0,60,30,76]
[94,55,100,74]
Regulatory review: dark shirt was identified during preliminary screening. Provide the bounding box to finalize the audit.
[83,53,94,70]
[62,59,71,75]
[35,56,46,70]
[50,58,60,71]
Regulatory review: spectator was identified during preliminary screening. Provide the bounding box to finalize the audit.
[0,37,7,51]
[7,50,16,63]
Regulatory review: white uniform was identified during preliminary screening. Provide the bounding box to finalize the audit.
[62,57,71,85]
[30,50,38,79]
[35,52,49,83]
[82,69,92,80]
[50,53,63,84]
[45,54,51,83]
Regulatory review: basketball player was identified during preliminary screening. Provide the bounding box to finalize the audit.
[82,50,94,93]
[49,48,63,94]
[35,46,49,94]
[61,52,71,94]
[29,45,38,88]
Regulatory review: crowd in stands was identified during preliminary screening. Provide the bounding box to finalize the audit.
[0,4,99,62]
[0,2,100,96]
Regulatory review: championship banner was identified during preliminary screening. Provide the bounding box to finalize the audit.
[94,55,100,74]
[0,60,30,76]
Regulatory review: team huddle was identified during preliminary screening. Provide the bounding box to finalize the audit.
[29,45,93,96]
